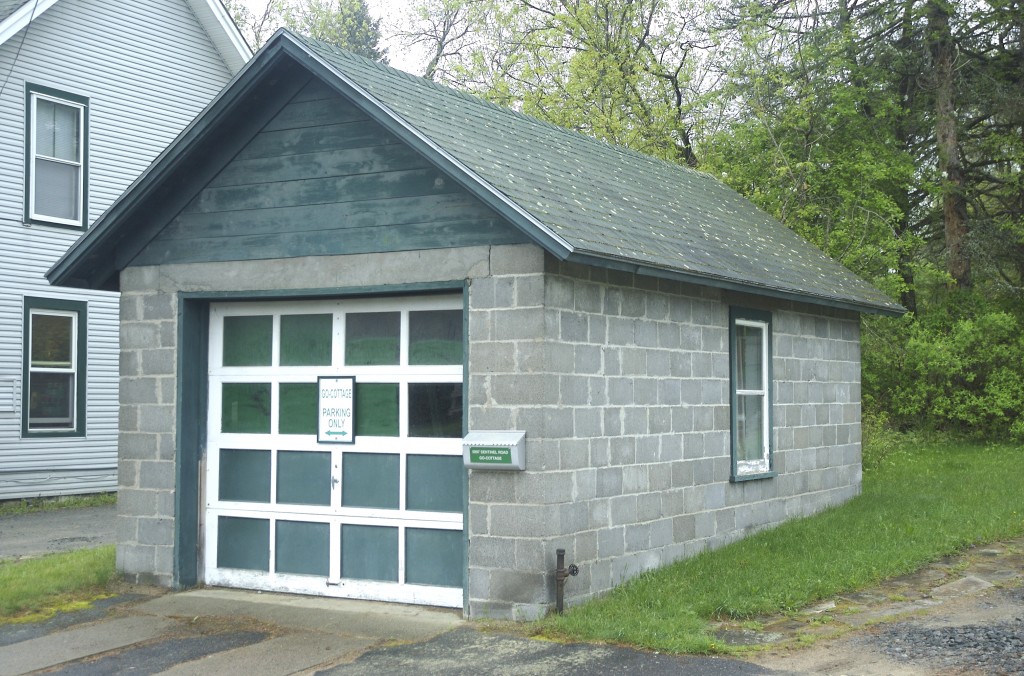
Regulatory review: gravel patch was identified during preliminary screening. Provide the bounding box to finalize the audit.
[872,617,1024,674]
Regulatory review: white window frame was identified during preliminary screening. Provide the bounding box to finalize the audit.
[730,309,773,480]
[27,88,86,227]
[24,300,85,435]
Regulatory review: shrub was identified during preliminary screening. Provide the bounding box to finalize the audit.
[863,293,1024,440]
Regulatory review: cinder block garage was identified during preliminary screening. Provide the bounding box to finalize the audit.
[49,30,903,619]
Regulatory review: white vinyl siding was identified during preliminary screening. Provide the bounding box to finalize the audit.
[0,0,238,499]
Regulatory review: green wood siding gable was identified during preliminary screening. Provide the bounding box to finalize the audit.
[134,78,527,267]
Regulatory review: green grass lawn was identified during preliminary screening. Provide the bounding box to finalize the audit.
[536,434,1024,653]
[0,492,115,518]
[0,546,116,622]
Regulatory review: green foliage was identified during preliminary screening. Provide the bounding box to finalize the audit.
[537,436,1024,654]
[283,0,387,61]
[864,292,1024,440]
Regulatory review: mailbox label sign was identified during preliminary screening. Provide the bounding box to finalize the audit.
[318,376,355,444]
[469,446,512,465]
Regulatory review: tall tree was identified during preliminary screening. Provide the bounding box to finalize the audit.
[224,0,386,60]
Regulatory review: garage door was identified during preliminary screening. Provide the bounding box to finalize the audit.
[203,295,465,608]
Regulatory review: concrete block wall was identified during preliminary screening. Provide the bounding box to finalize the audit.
[116,242,863,617]
[465,252,863,620]
[117,266,179,585]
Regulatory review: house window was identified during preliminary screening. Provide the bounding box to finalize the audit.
[26,86,88,227]
[23,298,87,436]
[730,308,773,480]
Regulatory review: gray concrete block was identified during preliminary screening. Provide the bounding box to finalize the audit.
[138,405,175,434]
[138,461,174,491]
[141,348,175,376]
[137,517,175,546]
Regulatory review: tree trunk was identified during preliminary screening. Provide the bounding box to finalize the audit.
[927,0,971,287]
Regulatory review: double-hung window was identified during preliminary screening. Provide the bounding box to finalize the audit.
[730,308,773,480]
[23,298,87,436]
[27,86,87,227]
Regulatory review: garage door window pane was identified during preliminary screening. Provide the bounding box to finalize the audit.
[223,316,272,366]
[354,382,399,437]
[221,383,271,434]
[407,455,462,512]
[219,448,271,502]
[408,383,462,438]
[217,516,269,571]
[406,528,463,588]
[341,524,398,581]
[279,383,317,435]
[280,314,333,366]
[345,312,399,365]
[409,310,462,365]
[342,453,399,508]
[276,521,329,576]
[277,450,331,506]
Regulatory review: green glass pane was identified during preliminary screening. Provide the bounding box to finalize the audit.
[28,372,74,428]
[341,524,398,582]
[736,394,765,463]
[409,310,463,365]
[276,521,329,576]
[342,453,398,509]
[281,314,333,366]
[345,312,399,365]
[221,383,271,434]
[31,314,73,366]
[354,383,399,437]
[735,324,764,391]
[408,383,463,438]
[223,315,272,366]
[219,448,271,502]
[217,516,269,571]
[279,383,317,435]
[277,450,331,506]
[406,528,464,588]
[407,455,463,512]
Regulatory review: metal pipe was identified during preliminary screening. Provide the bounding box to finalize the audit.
[554,548,578,614]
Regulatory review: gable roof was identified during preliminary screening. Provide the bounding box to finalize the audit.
[0,0,250,71]
[48,29,903,316]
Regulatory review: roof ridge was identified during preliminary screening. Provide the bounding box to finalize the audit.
[294,32,705,181]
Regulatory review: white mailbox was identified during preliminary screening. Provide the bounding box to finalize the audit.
[462,431,526,470]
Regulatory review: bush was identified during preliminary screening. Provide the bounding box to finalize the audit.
[863,292,1024,440]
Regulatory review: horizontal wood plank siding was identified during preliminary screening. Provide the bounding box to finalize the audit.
[143,79,529,266]
[0,0,238,499]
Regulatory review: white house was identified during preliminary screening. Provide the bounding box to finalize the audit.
[0,0,250,499]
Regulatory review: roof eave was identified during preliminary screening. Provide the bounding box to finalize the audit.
[569,252,906,317]
[186,0,252,73]
[0,0,58,45]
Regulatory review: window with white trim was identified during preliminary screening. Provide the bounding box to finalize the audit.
[730,308,773,480]
[23,298,87,436]
[27,86,87,227]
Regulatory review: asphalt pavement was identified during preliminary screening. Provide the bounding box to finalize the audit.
[0,505,771,675]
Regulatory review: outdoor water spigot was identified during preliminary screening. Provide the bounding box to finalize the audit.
[555,548,579,614]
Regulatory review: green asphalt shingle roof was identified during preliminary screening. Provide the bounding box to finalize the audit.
[295,34,902,315]
[49,29,903,315]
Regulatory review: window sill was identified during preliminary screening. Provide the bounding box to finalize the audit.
[730,470,776,483]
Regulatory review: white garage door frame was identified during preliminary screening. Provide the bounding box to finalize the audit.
[202,294,465,608]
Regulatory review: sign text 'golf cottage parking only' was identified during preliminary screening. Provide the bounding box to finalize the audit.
[318,376,354,444]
